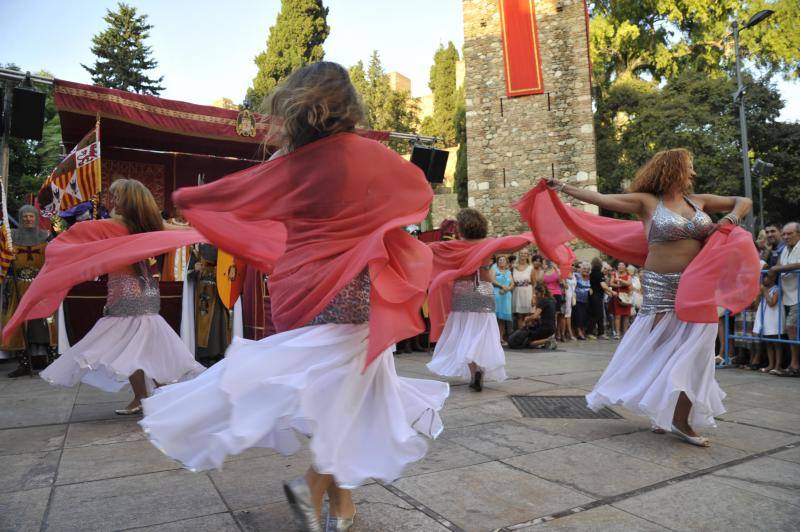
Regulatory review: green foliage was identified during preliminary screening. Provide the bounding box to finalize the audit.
[3,66,62,216]
[81,2,164,95]
[453,86,468,206]
[590,0,800,227]
[421,42,460,146]
[348,52,419,154]
[247,0,329,110]
[589,0,800,98]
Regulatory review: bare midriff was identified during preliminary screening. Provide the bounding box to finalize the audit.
[643,238,703,274]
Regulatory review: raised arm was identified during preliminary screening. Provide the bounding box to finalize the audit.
[546,179,649,216]
[691,194,752,225]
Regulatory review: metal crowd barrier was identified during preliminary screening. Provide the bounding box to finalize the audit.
[721,268,800,367]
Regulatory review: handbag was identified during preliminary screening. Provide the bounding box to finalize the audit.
[618,292,633,306]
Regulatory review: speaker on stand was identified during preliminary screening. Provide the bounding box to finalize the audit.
[410,144,449,184]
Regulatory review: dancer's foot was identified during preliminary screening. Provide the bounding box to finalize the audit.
[115,400,143,416]
[327,486,356,531]
[284,478,322,532]
[650,421,667,434]
[670,423,710,447]
[470,370,483,392]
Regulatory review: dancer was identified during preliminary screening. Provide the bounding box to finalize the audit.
[427,208,531,391]
[139,62,448,532]
[38,179,204,414]
[538,148,752,446]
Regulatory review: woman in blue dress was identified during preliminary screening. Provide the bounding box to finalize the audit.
[492,255,514,346]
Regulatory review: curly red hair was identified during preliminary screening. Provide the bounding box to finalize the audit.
[629,148,694,196]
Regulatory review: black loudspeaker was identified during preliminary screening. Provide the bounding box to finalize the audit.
[10,86,46,141]
[411,145,449,184]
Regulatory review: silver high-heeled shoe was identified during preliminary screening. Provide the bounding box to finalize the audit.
[283,478,322,532]
[670,425,710,447]
[325,512,355,532]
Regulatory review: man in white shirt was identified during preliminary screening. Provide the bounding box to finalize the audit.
[771,222,800,374]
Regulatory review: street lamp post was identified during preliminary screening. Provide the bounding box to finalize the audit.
[731,9,774,234]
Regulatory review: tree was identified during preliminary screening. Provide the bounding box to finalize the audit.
[421,42,461,146]
[81,2,164,95]
[348,52,418,154]
[453,87,468,207]
[247,0,329,110]
[589,0,800,99]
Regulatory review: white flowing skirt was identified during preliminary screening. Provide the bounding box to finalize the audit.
[586,311,724,429]
[428,311,507,383]
[140,323,449,488]
[41,315,204,393]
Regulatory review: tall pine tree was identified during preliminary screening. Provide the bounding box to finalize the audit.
[348,52,418,154]
[247,0,329,110]
[81,2,164,95]
[421,42,460,146]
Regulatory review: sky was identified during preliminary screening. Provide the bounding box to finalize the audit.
[1,0,798,121]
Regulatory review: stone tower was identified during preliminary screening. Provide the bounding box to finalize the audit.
[463,0,597,234]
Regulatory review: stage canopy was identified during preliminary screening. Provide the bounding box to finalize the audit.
[53,79,390,213]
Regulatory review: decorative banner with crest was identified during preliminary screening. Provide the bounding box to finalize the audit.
[37,121,102,218]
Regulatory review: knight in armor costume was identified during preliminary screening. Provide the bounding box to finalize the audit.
[188,244,232,365]
[1,206,56,377]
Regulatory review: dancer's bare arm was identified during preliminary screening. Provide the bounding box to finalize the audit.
[545,179,650,216]
[691,194,752,221]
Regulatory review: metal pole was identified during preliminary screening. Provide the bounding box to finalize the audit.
[733,21,755,234]
[758,170,764,231]
[1,80,13,194]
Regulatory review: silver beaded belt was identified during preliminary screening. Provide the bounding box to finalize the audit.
[639,270,681,315]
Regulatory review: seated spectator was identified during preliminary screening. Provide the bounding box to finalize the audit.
[508,283,556,349]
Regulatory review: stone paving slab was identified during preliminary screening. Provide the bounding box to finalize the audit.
[0,423,66,456]
[130,512,241,531]
[612,476,800,532]
[45,469,227,532]
[56,439,183,485]
[521,506,670,531]
[63,418,146,448]
[0,450,59,494]
[0,486,50,532]
[443,420,577,460]
[393,461,594,531]
[710,456,800,506]
[504,442,683,499]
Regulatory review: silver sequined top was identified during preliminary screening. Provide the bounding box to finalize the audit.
[647,197,715,244]
[639,270,681,315]
[452,278,495,313]
[307,268,371,325]
[103,263,160,317]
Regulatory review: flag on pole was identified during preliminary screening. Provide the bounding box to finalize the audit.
[0,181,14,280]
[37,122,102,218]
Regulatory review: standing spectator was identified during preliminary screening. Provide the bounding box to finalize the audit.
[573,262,591,340]
[587,258,608,339]
[628,265,643,314]
[610,262,633,338]
[561,263,578,341]
[492,255,514,346]
[532,254,545,284]
[541,260,565,341]
[754,271,786,374]
[511,249,535,329]
[770,222,800,376]
[764,223,785,268]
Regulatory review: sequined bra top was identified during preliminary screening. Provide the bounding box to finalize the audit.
[103,262,161,317]
[647,197,715,244]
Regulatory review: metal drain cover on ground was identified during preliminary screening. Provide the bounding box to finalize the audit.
[510,395,622,419]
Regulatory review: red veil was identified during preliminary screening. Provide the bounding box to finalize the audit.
[173,133,433,369]
[513,180,760,322]
[3,220,206,339]
[428,235,533,341]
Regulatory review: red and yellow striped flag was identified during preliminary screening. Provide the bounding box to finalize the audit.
[37,122,102,217]
[0,181,14,280]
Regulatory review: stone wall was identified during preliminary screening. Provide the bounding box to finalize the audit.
[463,0,597,235]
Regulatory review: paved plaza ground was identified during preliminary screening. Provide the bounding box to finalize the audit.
[1,340,799,532]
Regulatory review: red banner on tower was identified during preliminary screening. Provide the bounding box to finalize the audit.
[498,0,545,97]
